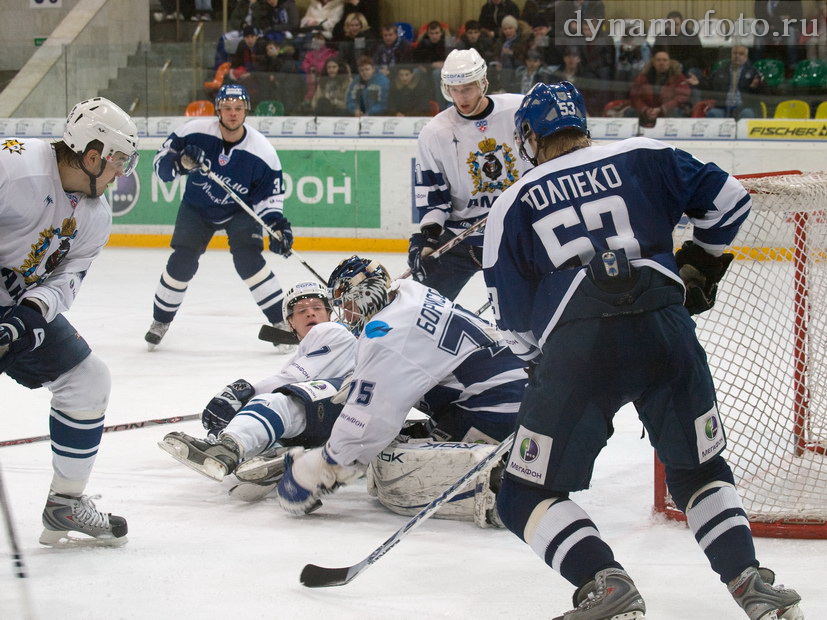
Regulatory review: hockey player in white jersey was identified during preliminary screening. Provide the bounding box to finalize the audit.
[276,256,528,524]
[145,83,294,351]
[158,281,357,497]
[407,48,533,300]
[0,97,137,546]
[482,82,802,620]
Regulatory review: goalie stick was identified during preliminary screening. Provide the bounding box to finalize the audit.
[201,166,327,285]
[0,414,199,449]
[300,431,514,588]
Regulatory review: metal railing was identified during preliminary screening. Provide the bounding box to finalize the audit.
[160,59,172,115]
[191,22,204,102]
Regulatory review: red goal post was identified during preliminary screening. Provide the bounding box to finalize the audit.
[654,170,827,539]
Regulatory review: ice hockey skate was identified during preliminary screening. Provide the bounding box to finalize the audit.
[271,320,297,355]
[40,492,128,547]
[553,568,646,620]
[728,567,803,620]
[158,431,240,481]
[144,320,170,351]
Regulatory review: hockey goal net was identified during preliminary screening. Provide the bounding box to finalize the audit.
[654,170,827,538]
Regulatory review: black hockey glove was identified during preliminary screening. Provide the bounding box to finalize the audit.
[173,144,206,175]
[263,212,294,256]
[0,301,47,355]
[202,379,255,438]
[675,240,734,315]
[407,224,442,282]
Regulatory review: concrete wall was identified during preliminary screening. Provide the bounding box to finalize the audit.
[0,0,150,117]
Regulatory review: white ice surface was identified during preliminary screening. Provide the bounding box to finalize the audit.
[1,247,824,619]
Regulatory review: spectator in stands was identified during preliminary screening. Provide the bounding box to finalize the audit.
[704,44,764,119]
[754,0,804,69]
[388,65,434,116]
[372,23,414,76]
[259,0,300,41]
[192,0,213,21]
[229,0,258,30]
[299,32,337,108]
[554,0,605,47]
[550,45,583,83]
[520,0,556,29]
[516,49,553,93]
[456,20,495,62]
[312,56,352,115]
[802,0,827,61]
[478,0,521,40]
[579,18,614,81]
[413,20,453,70]
[228,26,268,83]
[256,39,302,113]
[346,55,390,116]
[490,15,532,92]
[625,48,691,126]
[527,16,563,68]
[300,0,346,41]
[333,0,381,41]
[614,25,651,84]
[335,11,375,72]
[653,11,704,76]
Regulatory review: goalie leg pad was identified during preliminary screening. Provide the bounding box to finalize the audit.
[368,441,504,528]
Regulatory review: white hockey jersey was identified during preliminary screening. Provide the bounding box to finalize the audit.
[415,93,533,244]
[324,279,524,467]
[252,321,356,394]
[0,138,111,321]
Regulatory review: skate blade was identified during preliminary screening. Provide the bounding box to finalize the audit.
[157,438,227,482]
[235,455,287,482]
[39,528,128,548]
[778,604,804,620]
[228,481,279,502]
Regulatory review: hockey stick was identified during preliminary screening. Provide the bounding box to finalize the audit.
[0,414,199,449]
[258,324,299,345]
[300,431,514,588]
[397,216,488,281]
[201,166,327,285]
[0,462,27,579]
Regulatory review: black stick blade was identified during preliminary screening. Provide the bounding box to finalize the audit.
[258,324,300,345]
[300,563,358,588]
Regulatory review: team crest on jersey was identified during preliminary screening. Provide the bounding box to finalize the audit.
[466,138,519,195]
[15,217,78,286]
[218,152,230,166]
[2,138,25,155]
[474,120,488,133]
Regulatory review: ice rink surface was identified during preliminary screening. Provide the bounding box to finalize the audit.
[1,247,824,619]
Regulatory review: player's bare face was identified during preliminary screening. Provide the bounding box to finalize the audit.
[217,100,246,133]
[448,83,485,116]
[288,298,330,340]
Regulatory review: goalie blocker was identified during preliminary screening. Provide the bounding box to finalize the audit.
[366,439,505,528]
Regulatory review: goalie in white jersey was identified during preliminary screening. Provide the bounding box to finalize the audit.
[276,256,528,525]
[407,48,533,300]
[0,98,138,546]
[158,281,357,499]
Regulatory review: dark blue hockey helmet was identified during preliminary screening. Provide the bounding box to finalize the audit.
[513,81,589,164]
[215,84,251,111]
[327,256,393,334]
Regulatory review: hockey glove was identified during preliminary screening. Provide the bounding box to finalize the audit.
[201,379,255,438]
[262,212,294,256]
[0,301,47,355]
[675,240,735,315]
[277,446,365,516]
[173,144,206,175]
[407,224,442,282]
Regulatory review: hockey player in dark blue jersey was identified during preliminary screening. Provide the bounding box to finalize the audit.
[145,84,295,351]
[482,82,803,620]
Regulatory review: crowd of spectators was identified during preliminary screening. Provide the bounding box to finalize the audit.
[194,0,827,119]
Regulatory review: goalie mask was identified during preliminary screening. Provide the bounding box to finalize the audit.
[513,81,589,165]
[283,281,333,320]
[327,256,392,335]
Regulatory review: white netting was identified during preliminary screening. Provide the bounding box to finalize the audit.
[667,171,827,534]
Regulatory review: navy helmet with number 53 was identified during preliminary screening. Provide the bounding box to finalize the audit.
[513,81,589,164]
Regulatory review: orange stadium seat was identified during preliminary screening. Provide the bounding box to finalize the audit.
[185,100,215,116]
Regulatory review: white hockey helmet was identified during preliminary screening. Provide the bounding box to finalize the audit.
[440,48,488,102]
[283,281,333,319]
[63,97,139,176]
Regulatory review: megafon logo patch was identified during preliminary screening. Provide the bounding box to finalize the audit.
[704,415,719,441]
[519,437,540,463]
